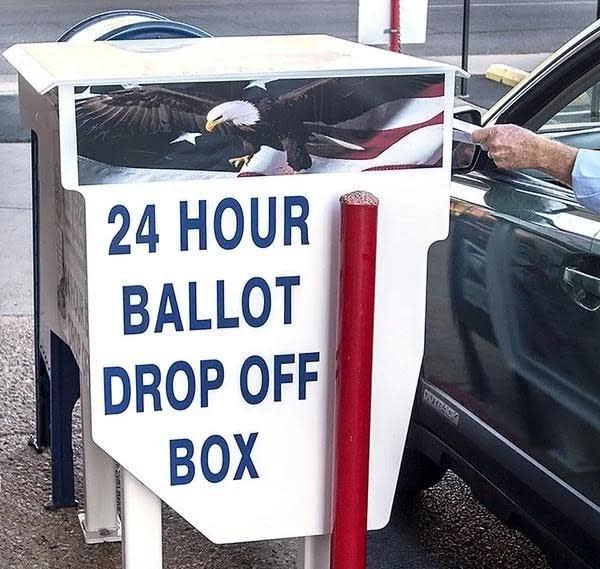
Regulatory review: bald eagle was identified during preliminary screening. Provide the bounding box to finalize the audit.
[76,75,442,172]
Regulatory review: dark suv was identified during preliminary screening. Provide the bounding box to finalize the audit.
[399,20,600,569]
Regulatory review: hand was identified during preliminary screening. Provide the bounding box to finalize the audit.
[472,124,578,185]
[472,125,545,170]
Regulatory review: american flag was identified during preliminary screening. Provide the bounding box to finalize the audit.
[76,77,444,186]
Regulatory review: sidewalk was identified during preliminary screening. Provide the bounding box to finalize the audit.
[0,143,31,316]
[0,93,28,142]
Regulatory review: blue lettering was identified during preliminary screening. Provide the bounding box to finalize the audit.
[240,355,269,405]
[275,275,300,324]
[201,435,230,483]
[299,352,320,400]
[155,283,184,333]
[123,285,149,335]
[188,282,211,330]
[214,198,244,250]
[250,197,276,248]
[242,277,271,328]
[233,433,259,480]
[284,196,309,245]
[180,201,207,251]
[216,280,239,328]
[166,361,195,411]
[274,353,295,402]
[170,433,261,485]
[135,364,162,412]
[200,359,224,408]
[170,439,195,485]
[108,204,131,255]
[103,367,131,415]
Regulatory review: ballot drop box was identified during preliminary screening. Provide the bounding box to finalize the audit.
[5,35,458,567]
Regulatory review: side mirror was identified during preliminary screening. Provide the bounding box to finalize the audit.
[452,139,481,173]
[452,114,483,174]
[454,107,482,126]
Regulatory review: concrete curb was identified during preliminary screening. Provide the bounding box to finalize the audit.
[485,64,529,87]
[0,74,18,95]
[433,53,550,76]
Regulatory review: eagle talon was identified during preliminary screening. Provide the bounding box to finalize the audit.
[229,155,252,169]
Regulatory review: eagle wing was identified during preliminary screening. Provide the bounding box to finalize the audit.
[278,75,444,125]
[76,85,228,141]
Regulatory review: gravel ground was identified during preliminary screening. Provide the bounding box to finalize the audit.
[0,315,551,568]
[408,474,551,569]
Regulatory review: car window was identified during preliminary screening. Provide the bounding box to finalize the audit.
[483,62,600,207]
[519,72,600,195]
[540,84,600,133]
[530,64,600,154]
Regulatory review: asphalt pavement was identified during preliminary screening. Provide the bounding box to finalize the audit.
[411,0,598,58]
[0,0,564,140]
[0,0,597,75]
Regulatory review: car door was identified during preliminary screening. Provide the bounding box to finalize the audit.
[422,20,600,544]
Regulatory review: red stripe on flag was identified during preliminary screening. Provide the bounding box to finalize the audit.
[312,112,444,161]
[419,83,445,98]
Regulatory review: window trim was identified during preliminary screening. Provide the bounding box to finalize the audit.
[524,64,600,132]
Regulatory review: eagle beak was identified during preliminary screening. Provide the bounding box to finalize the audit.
[205,118,224,133]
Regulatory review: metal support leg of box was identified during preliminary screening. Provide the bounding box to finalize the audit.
[121,468,163,569]
[29,355,51,452]
[46,332,79,509]
[79,372,121,543]
[29,131,51,453]
[297,534,331,569]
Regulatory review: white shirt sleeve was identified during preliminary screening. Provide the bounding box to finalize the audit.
[571,148,600,212]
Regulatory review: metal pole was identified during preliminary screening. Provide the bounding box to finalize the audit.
[78,376,121,543]
[330,191,378,569]
[389,0,400,52]
[28,130,49,452]
[460,0,472,97]
[297,535,331,569]
[121,469,163,569]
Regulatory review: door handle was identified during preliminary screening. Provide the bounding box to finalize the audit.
[563,266,600,311]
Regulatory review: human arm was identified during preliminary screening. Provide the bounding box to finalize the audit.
[472,124,577,185]
[472,125,600,212]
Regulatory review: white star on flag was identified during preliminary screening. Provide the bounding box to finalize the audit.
[245,80,269,91]
[170,133,203,145]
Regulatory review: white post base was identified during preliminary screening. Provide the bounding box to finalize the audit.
[79,377,120,542]
[121,468,163,569]
[296,535,331,569]
[78,512,121,544]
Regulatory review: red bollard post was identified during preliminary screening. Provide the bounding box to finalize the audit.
[389,0,401,52]
[330,191,379,569]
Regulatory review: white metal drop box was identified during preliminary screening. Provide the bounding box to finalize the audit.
[4,34,460,556]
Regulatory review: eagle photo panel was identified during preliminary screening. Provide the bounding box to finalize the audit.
[74,75,445,185]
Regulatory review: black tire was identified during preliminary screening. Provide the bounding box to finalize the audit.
[393,449,446,509]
